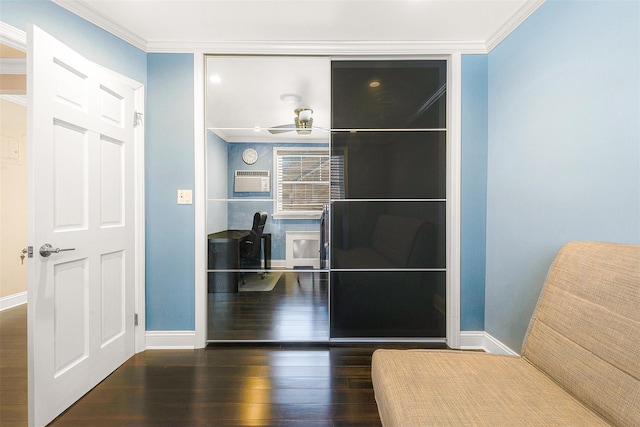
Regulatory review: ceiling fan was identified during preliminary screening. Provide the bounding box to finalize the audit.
[268,108,314,135]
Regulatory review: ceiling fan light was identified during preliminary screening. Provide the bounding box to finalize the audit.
[297,108,313,122]
[280,93,301,104]
[294,115,313,134]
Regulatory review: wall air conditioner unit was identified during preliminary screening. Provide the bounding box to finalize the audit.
[234,170,270,192]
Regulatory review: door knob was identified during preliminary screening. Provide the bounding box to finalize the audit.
[39,243,75,257]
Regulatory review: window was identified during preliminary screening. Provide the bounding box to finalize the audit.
[274,147,330,218]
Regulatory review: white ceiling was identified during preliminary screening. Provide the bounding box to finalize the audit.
[54,0,544,53]
[53,0,544,142]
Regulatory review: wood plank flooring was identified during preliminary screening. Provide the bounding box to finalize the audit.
[52,345,387,426]
[0,303,445,426]
[0,304,28,425]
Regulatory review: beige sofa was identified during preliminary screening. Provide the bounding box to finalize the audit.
[372,241,640,426]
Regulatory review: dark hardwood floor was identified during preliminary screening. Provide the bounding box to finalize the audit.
[51,345,389,426]
[0,278,443,426]
[208,271,329,342]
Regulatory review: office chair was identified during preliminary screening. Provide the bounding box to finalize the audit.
[239,211,268,284]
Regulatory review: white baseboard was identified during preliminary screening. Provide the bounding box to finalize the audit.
[145,330,196,349]
[144,329,517,353]
[270,260,286,268]
[460,331,519,355]
[0,291,27,311]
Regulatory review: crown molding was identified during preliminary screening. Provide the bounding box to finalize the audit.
[52,0,148,51]
[0,95,27,106]
[485,0,546,52]
[0,22,26,50]
[147,40,489,55]
[48,0,492,54]
[52,0,544,55]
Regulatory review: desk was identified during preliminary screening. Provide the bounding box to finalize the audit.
[207,230,271,293]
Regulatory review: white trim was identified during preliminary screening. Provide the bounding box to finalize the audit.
[133,86,146,354]
[0,94,27,107]
[483,332,520,355]
[194,53,207,349]
[0,21,27,49]
[485,0,546,52]
[446,52,462,350]
[145,331,196,349]
[52,0,147,51]
[0,291,27,311]
[460,331,520,355]
[152,40,488,55]
[459,331,487,350]
[196,55,464,346]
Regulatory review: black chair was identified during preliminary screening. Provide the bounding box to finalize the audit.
[239,211,268,284]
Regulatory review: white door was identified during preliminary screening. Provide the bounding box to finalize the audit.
[27,25,136,427]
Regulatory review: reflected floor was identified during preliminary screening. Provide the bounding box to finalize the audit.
[208,271,329,342]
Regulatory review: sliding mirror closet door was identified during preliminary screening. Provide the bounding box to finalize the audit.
[330,60,447,339]
[205,56,330,342]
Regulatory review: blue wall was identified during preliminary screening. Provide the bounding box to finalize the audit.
[145,53,195,330]
[485,0,640,351]
[209,141,326,262]
[10,0,638,346]
[460,55,488,331]
[0,1,146,84]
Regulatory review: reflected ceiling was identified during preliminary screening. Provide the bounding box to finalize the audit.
[206,56,331,143]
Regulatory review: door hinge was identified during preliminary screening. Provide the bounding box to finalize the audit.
[134,313,139,326]
[134,111,143,127]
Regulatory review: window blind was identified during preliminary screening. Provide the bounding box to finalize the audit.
[275,148,330,215]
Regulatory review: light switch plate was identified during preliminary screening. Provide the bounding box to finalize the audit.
[177,189,192,205]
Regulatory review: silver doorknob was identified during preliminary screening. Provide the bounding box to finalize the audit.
[39,243,75,257]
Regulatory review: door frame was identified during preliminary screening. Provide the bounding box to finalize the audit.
[0,21,147,353]
[193,51,461,349]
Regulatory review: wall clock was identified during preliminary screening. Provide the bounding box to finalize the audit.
[242,148,258,165]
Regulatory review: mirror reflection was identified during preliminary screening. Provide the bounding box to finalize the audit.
[206,56,331,342]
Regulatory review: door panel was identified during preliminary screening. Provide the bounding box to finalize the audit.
[100,250,125,345]
[100,136,125,226]
[28,25,136,427]
[53,258,89,375]
[53,121,88,231]
[330,60,448,339]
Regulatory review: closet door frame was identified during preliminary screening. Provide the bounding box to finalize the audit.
[193,52,461,349]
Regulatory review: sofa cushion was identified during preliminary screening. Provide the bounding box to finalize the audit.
[372,350,610,426]
[522,241,640,427]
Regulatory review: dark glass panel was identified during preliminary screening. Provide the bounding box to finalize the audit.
[330,271,446,338]
[331,201,445,269]
[332,60,447,129]
[331,131,445,199]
